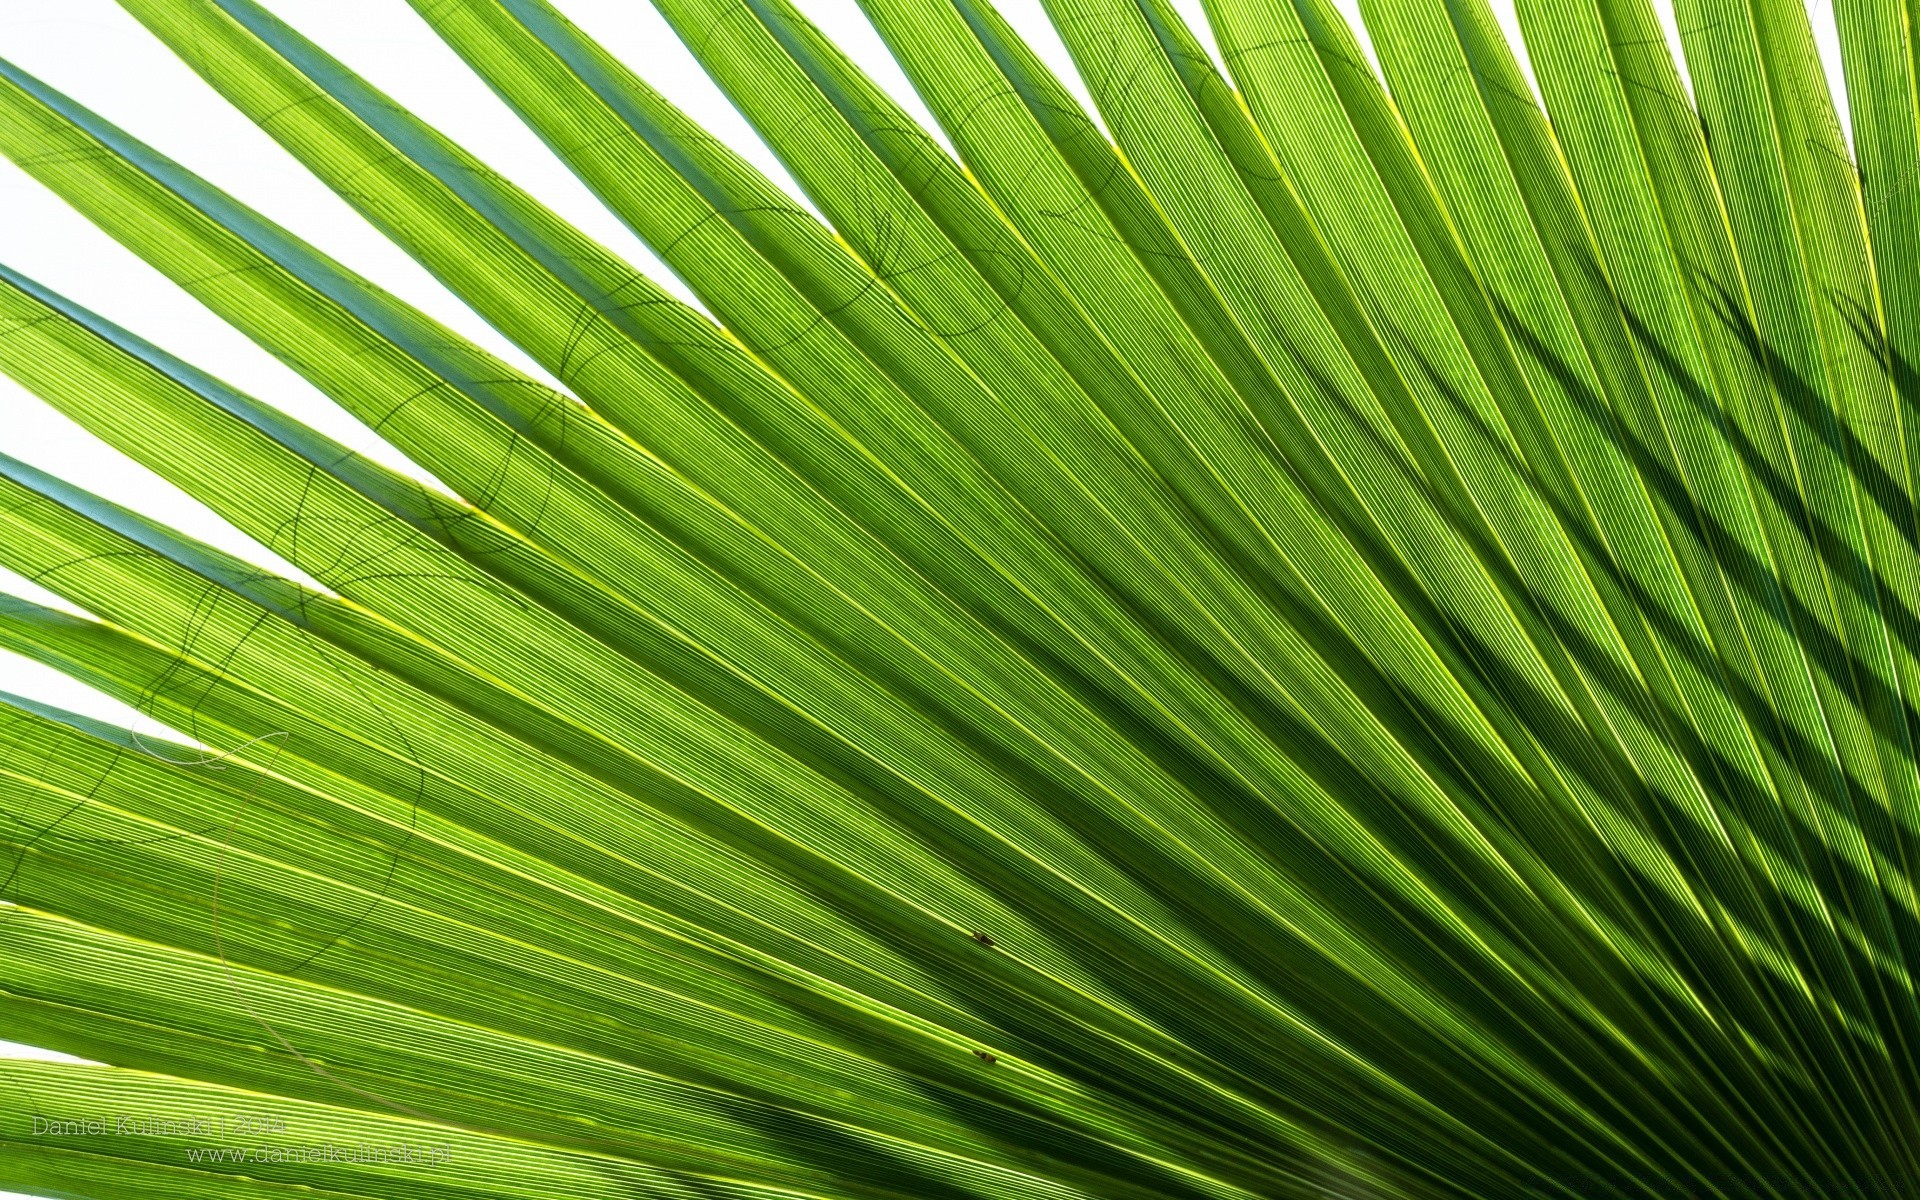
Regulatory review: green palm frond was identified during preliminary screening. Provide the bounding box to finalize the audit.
[0,0,1913,1194]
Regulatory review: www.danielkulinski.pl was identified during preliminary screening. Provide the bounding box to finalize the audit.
[29,1114,452,1166]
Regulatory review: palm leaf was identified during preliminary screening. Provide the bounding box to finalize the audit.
[0,0,1913,1194]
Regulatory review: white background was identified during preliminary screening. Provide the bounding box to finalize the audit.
[0,0,1849,1193]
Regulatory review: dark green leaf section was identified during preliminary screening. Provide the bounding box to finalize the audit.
[0,0,1915,1194]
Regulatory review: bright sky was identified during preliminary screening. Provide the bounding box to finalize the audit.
[0,0,1852,1192]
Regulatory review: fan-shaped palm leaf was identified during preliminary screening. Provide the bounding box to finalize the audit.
[0,0,1913,1195]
